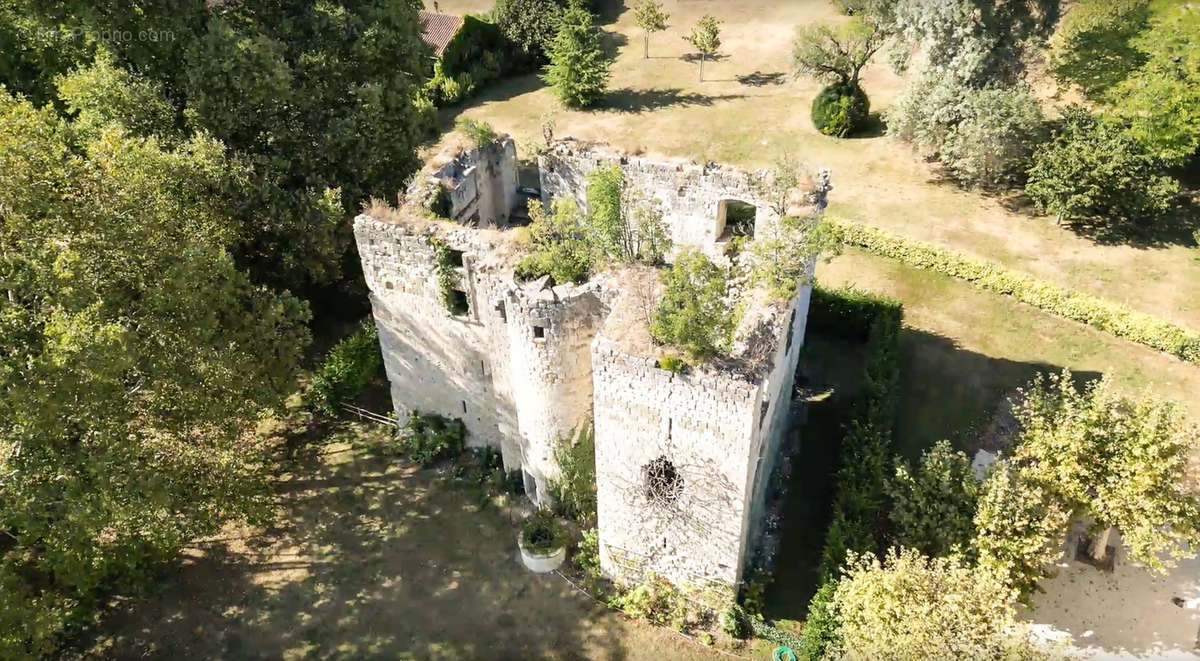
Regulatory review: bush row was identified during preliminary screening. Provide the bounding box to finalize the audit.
[309,319,384,415]
[830,221,1200,362]
[813,284,902,579]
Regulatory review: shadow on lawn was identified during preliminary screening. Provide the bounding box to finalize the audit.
[602,87,746,113]
[762,328,1100,623]
[72,426,630,660]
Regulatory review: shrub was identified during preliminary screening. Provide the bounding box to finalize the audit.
[575,527,602,577]
[798,579,842,660]
[887,439,981,557]
[617,573,685,627]
[550,424,597,524]
[649,250,734,361]
[520,510,568,552]
[1026,106,1178,228]
[829,220,1200,363]
[492,0,565,63]
[720,603,750,639]
[657,354,686,373]
[456,117,498,149]
[309,319,383,415]
[400,412,466,465]
[811,284,902,579]
[938,86,1046,189]
[431,238,466,315]
[811,83,869,137]
[515,196,595,285]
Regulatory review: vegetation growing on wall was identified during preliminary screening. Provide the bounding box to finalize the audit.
[432,238,468,315]
[649,250,735,361]
[309,320,385,416]
[550,424,598,524]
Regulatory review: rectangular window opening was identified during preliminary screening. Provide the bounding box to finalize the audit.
[447,248,465,268]
[450,289,470,316]
[532,325,546,340]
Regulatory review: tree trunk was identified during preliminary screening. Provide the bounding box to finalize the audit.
[699,55,705,82]
[644,33,649,59]
[1090,526,1113,564]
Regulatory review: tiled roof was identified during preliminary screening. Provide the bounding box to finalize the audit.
[417,10,464,58]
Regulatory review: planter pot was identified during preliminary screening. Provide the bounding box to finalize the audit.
[518,537,566,573]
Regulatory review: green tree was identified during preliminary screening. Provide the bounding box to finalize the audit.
[492,0,565,63]
[888,440,981,557]
[542,5,611,108]
[1026,107,1178,229]
[583,164,671,263]
[1011,370,1200,570]
[515,196,595,284]
[54,55,177,143]
[649,250,733,361]
[683,15,721,81]
[0,92,309,657]
[973,460,1071,599]
[749,158,839,298]
[1048,0,1150,100]
[1106,3,1200,167]
[937,86,1046,189]
[832,548,1048,660]
[632,0,669,59]
[792,16,888,88]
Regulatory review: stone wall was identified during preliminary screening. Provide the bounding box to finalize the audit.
[591,282,812,602]
[354,216,608,503]
[538,139,780,260]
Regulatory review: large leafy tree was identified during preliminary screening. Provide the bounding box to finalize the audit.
[1010,371,1200,569]
[832,548,1048,660]
[0,92,309,657]
[1048,0,1150,100]
[1026,107,1178,229]
[542,5,611,108]
[6,0,430,299]
[792,12,889,88]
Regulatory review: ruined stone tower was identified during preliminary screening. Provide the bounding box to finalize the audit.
[354,135,830,601]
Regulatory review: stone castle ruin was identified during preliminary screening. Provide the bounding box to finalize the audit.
[354,135,830,601]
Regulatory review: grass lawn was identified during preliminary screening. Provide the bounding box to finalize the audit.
[71,421,735,661]
[438,0,1200,330]
[817,249,1200,460]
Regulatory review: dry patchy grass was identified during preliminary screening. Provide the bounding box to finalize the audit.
[441,0,1200,329]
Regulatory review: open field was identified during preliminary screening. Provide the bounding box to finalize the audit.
[817,249,1200,459]
[438,0,1200,330]
[72,422,734,661]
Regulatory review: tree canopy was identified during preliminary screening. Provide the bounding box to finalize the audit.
[542,5,611,108]
[0,91,309,657]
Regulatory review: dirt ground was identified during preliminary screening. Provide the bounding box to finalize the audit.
[72,423,738,661]
[1027,531,1200,660]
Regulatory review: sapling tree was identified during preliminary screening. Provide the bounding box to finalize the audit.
[683,15,721,81]
[632,0,669,59]
[649,249,733,360]
[749,157,839,298]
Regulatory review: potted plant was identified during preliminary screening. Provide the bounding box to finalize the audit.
[518,510,567,573]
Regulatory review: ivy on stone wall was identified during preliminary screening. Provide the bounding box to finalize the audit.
[431,238,467,315]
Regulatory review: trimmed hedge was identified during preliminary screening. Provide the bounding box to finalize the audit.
[830,220,1200,363]
[811,285,902,579]
[811,83,870,138]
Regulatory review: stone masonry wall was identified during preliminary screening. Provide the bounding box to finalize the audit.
[538,140,780,259]
[353,215,608,504]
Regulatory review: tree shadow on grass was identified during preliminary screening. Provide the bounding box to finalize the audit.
[762,327,1100,623]
[69,423,634,661]
[601,87,746,113]
[736,70,787,87]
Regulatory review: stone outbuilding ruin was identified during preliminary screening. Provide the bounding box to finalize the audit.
[353,135,830,602]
